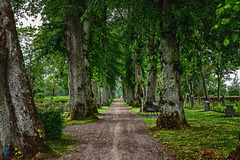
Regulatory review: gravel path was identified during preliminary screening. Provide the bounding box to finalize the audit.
[54,98,175,160]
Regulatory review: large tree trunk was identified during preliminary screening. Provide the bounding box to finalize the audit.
[92,81,100,108]
[144,64,157,111]
[110,87,115,100]
[127,87,134,106]
[143,27,158,111]
[144,71,157,110]
[123,89,126,101]
[28,50,32,84]
[201,65,209,100]
[156,0,189,129]
[132,35,143,108]
[0,1,49,159]
[0,63,12,158]
[83,0,98,114]
[66,0,94,120]
[132,61,143,108]
[144,29,158,111]
[101,84,110,106]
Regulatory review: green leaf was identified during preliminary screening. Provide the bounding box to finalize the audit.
[223,38,230,46]
[221,18,231,24]
[225,0,231,3]
[217,3,222,8]
[211,24,218,30]
[230,20,239,28]
[233,4,240,11]
[216,8,224,15]
[232,33,239,42]
[223,3,232,9]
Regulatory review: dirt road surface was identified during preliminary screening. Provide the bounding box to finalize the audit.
[54,99,175,160]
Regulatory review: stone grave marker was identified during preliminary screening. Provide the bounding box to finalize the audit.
[204,101,210,111]
[225,105,235,117]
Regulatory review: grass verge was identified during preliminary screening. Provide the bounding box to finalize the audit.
[33,133,76,159]
[36,99,114,159]
[63,102,113,126]
[127,106,240,159]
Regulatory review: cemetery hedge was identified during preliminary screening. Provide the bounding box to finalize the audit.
[184,100,240,116]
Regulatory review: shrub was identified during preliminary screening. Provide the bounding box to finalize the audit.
[38,107,63,139]
[35,93,45,99]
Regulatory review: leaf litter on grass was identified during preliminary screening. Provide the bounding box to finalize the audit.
[139,109,240,159]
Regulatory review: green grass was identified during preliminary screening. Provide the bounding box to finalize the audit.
[64,118,98,126]
[33,133,76,159]
[97,105,112,115]
[63,104,113,127]
[127,106,240,159]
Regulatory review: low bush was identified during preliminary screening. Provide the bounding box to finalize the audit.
[38,107,63,139]
[35,93,45,99]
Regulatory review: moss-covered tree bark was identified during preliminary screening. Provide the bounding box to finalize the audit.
[66,0,95,120]
[156,0,189,129]
[144,29,158,111]
[110,87,115,100]
[92,81,101,108]
[132,34,143,108]
[0,0,49,158]
[101,84,110,106]
[132,56,143,108]
[127,87,134,106]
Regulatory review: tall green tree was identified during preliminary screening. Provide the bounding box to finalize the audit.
[0,0,49,159]
[228,74,240,96]
[65,0,96,119]
[156,0,189,129]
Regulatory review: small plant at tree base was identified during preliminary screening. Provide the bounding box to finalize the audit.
[38,129,43,138]
[38,107,63,139]
[14,148,23,159]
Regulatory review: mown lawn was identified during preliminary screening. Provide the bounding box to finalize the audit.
[127,106,240,159]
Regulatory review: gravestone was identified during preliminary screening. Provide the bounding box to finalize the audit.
[225,105,235,117]
[204,101,210,111]
[198,97,201,105]
[191,95,194,109]
[184,93,186,101]
[222,94,226,106]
